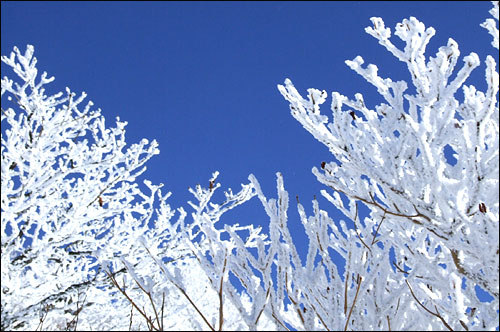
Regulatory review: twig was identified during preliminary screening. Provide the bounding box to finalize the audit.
[86,175,122,208]
[160,292,165,332]
[35,304,50,331]
[371,212,387,246]
[72,287,88,331]
[105,270,161,331]
[329,184,438,230]
[271,311,291,331]
[353,203,371,253]
[285,271,305,325]
[405,279,453,331]
[344,271,349,315]
[129,304,134,331]
[131,276,161,331]
[218,252,228,331]
[300,290,331,331]
[143,246,215,331]
[392,261,409,275]
[344,274,362,331]
[254,286,271,326]
[176,286,215,331]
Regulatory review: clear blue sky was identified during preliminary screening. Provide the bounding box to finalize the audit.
[1,1,495,269]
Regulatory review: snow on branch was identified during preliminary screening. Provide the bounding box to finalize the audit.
[279,2,499,330]
[1,45,165,331]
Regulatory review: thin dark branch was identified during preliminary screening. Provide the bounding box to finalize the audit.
[285,271,305,325]
[105,270,160,332]
[129,304,133,331]
[35,304,50,331]
[132,276,161,331]
[405,280,453,331]
[392,261,409,275]
[218,252,228,331]
[352,202,371,253]
[371,212,387,246]
[160,292,165,332]
[344,271,349,315]
[271,312,291,331]
[254,287,271,326]
[143,246,214,331]
[344,274,362,331]
[176,286,215,331]
[329,184,438,231]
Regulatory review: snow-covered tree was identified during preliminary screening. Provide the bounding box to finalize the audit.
[0,44,169,329]
[0,46,275,331]
[275,1,499,329]
[2,1,498,331]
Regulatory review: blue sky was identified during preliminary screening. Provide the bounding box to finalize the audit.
[1,1,496,275]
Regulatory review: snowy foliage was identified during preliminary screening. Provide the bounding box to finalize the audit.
[0,44,165,330]
[1,1,499,331]
[277,2,499,330]
[0,46,274,331]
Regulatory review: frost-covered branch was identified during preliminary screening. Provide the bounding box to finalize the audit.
[1,45,165,331]
[278,1,499,329]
